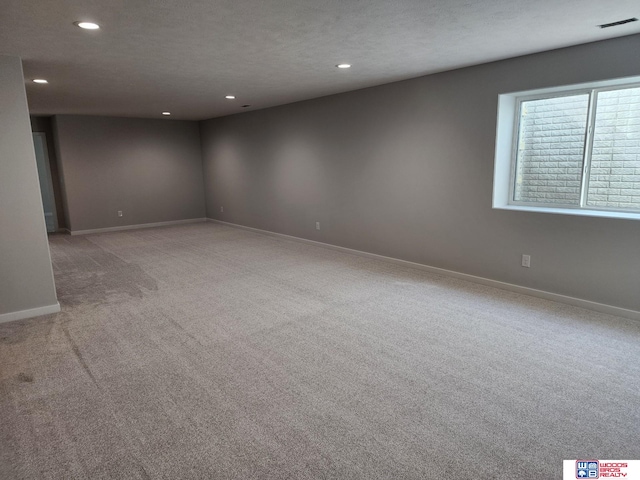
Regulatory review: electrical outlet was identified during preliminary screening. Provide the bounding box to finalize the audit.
[117,210,123,217]
[522,254,531,268]
[316,221,320,230]
[220,206,224,213]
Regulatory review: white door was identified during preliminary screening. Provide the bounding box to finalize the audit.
[32,133,57,233]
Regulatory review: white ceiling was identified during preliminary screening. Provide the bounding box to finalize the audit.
[1,0,639,120]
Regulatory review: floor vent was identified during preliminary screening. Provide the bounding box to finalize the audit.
[598,17,638,28]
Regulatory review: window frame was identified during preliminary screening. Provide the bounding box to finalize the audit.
[493,75,640,221]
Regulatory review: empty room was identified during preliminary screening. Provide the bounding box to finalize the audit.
[1,1,640,479]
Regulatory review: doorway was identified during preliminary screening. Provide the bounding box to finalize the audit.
[32,132,57,233]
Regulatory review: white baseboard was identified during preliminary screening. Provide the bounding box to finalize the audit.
[208,218,640,322]
[70,218,207,235]
[0,302,61,324]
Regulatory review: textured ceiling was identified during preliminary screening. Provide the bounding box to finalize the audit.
[1,0,639,120]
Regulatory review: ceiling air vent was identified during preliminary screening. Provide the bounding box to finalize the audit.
[598,17,638,28]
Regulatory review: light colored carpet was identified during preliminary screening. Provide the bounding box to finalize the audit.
[1,222,639,479]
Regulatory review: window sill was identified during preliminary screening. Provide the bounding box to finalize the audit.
[493,204,640,221]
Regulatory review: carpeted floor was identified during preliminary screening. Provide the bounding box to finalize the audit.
[1,222,639,479]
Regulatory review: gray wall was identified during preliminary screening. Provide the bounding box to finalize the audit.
[54,115,205,232]
[0,56,58,318]
[201,34,640,312]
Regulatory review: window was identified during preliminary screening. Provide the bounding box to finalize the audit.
[493,77,640,220]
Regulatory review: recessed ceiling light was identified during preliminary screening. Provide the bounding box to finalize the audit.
[33,79,48,84]
[336,64,351,69]
[74,21,100,30]
[225,95,236,100]
[162,112,171,116]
